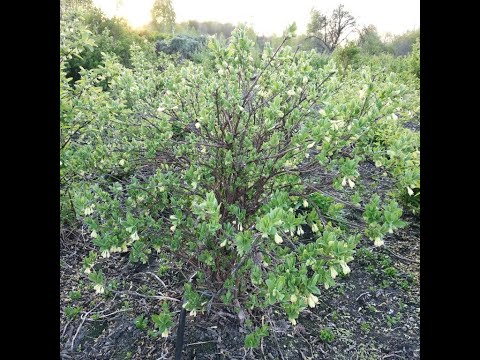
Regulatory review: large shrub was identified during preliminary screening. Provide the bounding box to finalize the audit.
[386,29,420,56]
[60,14,171,223]
[156,34,207,60]
[333,42,361,74]
[66,24,415,343]
[409,38,420,79]
[62,6,147,82]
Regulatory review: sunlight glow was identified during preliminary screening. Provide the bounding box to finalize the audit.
[92,0,419,36]
[93,0,155,28]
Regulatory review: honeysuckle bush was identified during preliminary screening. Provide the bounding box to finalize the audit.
[60,12,175,223]
[357,115,420,214]
[338,58,420,213]
[313,49,420,214]
[409,38,420,79]
[332,42,361,74]
[64,24,418,344]
[61,5,149,82]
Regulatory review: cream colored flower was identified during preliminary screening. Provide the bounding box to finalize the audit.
[94,284,105,294]
[130,232,140,241]
[307,142,315,149]
[290,294,298,303]
[374,237,384,247]
[90,230,98,238]
[311,223,319,233]
[289,318,297,326]
[161,329,169,337]
[341,177,347,186]
[119,159,125,166]
[287,89,296,96]
[303,199,309,208]
[274,233,283,244]
[347,178,355,188]
[330,266,338,279]
[340,261,351,275]
[307,293,319,308]
[407,186,414,196]
[101,250,110,258]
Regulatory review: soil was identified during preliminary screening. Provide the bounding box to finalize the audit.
[60,146,420,360]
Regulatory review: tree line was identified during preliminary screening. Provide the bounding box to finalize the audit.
[62,0,418,57]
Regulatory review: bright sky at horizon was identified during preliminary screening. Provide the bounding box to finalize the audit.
[92,0,419,37]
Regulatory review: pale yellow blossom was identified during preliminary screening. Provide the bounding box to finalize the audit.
[274,233,283,244]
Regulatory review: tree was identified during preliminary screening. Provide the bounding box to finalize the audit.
[385,29,420,56]
[60,0,93,14]
[181,20,235,38]
[306,4,356,53]
[150,0,176,34]
[155,35,207,60]
[357,25,387,55]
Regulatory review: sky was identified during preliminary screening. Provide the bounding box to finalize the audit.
[92,0,419,37]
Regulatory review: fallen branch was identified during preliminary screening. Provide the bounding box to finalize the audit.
[61,319,72,338]
[356,292,370,302]
[113,290,180,302]
[145,271,168,289]
[87,308,130,320]
[186,340,217,347]
[70,302,101,351]
[383,247,419,264]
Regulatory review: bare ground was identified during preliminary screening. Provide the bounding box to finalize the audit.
[60,158,420,360]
